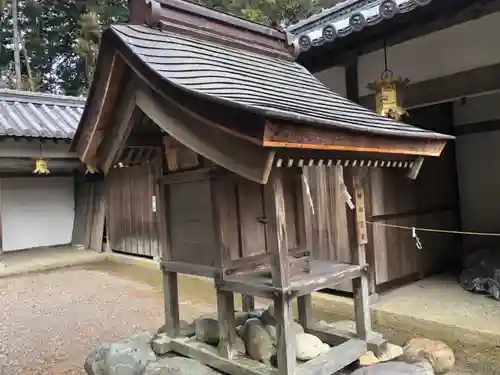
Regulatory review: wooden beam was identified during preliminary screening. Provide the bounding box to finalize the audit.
[160,260,218,278]
[295,339,366,375]
[97,82,140,174]
[80,52,126,164]
[264,122,448,157]
[135,85,275,184]
[168,337,278,375]
[160,168,215,185]
[360,62,500,110]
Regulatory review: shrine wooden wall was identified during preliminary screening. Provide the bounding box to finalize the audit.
[166,170,304,268]
[106,160,162,259]
[303,103,460,291]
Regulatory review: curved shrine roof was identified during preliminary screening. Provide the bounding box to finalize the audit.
[108,23,451,140]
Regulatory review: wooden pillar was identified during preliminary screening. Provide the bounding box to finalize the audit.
[216,288,237,359]
[297,294,313,329]
[162,271,181,337]
[241,295,255,312]
[351,168,372,340]
[267,170,296,375]
[156,155,181,337]
[274,292,295,375]
[211,177,238,359]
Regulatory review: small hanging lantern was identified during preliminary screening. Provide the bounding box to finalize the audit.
[33,141,50,175]
[85,164,99,175]
[366,40,410,121]
[33,158,50,175]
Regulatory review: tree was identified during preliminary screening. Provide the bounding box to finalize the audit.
[73,12,102,95]
[12,0,21,88]
[0,0,338,96]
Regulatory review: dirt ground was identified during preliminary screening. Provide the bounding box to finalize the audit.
[0,261,498,375]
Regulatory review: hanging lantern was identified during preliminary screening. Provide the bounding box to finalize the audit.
[366,39,410,121]
[366,70,410,121]
[85,164,99,175]
[33,158,50,175]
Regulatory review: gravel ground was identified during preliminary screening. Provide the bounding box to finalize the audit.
[0,266,214,375]
[0,262,497,375]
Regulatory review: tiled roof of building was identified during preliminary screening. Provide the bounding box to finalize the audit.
[0,89,85,139]
[286,0,432,53]
[109,23,451,140]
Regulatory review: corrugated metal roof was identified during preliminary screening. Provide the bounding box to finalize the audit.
[0,89,85,139]
[110,24,451,140]
[286,0,432,53]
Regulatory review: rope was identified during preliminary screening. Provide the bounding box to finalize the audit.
[367,221,500,237]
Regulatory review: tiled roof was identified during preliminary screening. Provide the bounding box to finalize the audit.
[286,0,433,53]
[0,89,85,139]
[109,24,451,140]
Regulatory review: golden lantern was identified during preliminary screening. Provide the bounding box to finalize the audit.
[366,40,410,121]
[366,70,410,121]
[85,164,99,175]
[33,158,50,175]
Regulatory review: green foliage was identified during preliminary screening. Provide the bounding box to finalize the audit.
[0,0,338,95]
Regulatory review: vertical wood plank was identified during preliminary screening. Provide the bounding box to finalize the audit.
[293,169,307,248]
[265,170,290,288]
[211,176,231,269]
[352,168,372,340]
[237,179,267,257]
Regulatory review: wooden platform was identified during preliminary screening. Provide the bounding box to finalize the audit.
[162,335,367,375]
[218,259,367,299]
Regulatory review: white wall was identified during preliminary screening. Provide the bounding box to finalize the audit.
[358,11,500,97]
[1,177,75,251]
[453,92,500,240]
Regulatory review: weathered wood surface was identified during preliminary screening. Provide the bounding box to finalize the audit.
[274,292,296,375]
[160,260,218,277]
[297,294,313,329]
[106,161,161,258]
[266,170,290,289]
[264,122,447,157]
[218,259,366,298]
[135,85,275,184]
[351,169,372,341]
[306,323,385,351]
[295,339,366,375]
[302,166,352,292]
[216,289,237,359]
[368,103,459,286]
[168,337,278,375]
[72,179,106,251]
[168,178,217,266]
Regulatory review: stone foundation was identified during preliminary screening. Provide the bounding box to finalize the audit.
[84,305,455,375]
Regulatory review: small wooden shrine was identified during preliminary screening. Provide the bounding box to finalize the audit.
[71,0,453,374]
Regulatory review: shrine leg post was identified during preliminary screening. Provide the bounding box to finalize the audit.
[352,168,372,340]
